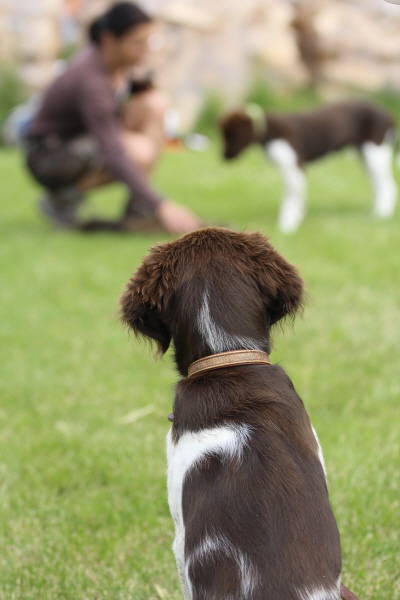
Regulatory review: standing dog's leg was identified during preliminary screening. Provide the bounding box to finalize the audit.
[361,141,397,219]
[266,139,306,234]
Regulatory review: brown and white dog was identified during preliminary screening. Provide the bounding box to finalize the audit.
[120,227,342,600]
[220,101,397,233]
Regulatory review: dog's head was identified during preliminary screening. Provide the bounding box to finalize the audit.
[120,228,304,375]
[219,111,255,159]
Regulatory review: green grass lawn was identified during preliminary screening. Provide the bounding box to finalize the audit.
[0,136,399,599]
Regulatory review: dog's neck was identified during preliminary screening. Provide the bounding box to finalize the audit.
[188,349,271,377]
[171,286,272,377]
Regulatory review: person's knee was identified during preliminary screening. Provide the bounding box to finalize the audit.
[124,89,168,130]
[145,89,168,121]
[122,132,158,173]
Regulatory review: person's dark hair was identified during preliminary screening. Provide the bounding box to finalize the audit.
[89,2,152,44]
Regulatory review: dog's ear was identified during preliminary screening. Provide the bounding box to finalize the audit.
[249,232,304,326]
[119,244,173,354]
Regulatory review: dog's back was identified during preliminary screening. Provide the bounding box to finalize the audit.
[171,364,341,599]
[274,101,396,164]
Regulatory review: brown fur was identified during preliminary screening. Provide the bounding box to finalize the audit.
[120,227,342,599]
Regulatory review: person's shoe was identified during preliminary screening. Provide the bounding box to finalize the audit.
[121,213,167,234]
[119,205,167,234]
[79,213,166,234]
[38,187,83,229]
[79,218,125,232]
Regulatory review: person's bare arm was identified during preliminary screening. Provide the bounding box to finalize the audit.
[155,200,201,234]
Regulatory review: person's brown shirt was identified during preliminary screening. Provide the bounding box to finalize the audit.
[28,45,163,214]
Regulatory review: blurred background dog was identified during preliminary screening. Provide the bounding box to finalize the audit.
[220,101,398,233]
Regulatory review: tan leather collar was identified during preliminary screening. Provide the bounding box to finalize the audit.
[188,350,270,377]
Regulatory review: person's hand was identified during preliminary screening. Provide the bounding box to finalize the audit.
[156,200,202,234]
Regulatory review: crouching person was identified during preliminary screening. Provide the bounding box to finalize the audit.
[23,2,201,234]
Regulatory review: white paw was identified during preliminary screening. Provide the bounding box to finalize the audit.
[278,202,305,234]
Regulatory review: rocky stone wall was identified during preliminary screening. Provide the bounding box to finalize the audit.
[1,0,400,130]
[0,0,63,90]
